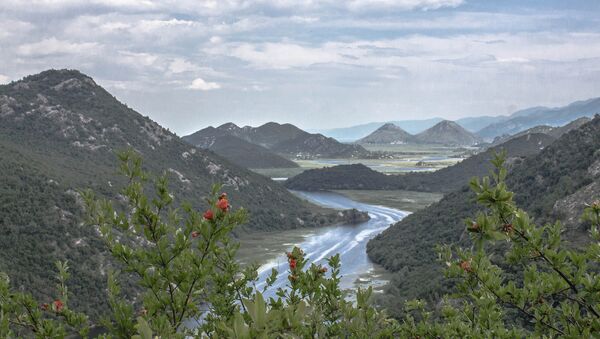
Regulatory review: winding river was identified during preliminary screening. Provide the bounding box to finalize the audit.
[254,191,409,297]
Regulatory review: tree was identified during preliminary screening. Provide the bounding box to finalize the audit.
[397,152,600,337]
[1,151,598,337]
[0,150,396,338]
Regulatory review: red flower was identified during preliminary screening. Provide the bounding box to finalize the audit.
[502,223,514,235]
[289,259,297,270]
[467,222,480,233]
[217,198,229,211]
[203,209,214,220]
[459,260,472,273]
[53,299,64,313]
[191,231,200,238]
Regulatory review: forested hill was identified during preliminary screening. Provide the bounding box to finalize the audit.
[285,133,556,193]
[366,116,600,318]
[183,126,299,169]
[190,122,371,158]
[0,69,343,315]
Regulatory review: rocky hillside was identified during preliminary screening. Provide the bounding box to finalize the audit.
[415,120,482,146]
[183,127,299,169]
[477,97,600,140]
[366,116,600,318]
[285,133,555,193]
[357,123,414,144]
[190,122,370,158]
[0,69,344,315]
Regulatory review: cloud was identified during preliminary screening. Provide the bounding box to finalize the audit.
[345,0,464,11]
[0,0,464,17]
[189,77,220,90]
[168,58,199,73]
[0,74,10,84]
[116,50,158,67]
[225,42,342,69]
[16,37,100,56]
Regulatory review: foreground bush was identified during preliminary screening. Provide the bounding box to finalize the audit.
[0,151,396,338]
[0,151,598,337]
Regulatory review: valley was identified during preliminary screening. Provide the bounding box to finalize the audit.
[3,1,600,336]
[237,191,409,297]
[251,143,467,179]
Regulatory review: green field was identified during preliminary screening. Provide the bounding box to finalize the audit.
[332,190,443,212]
[250,144,469,179]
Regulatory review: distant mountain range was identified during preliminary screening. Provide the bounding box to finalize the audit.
[312,97,600,142]
[490,117,591,147]
[0,69,348,316]
[358,120,481,146]
[183,126,299,169]
[185,122,369,160]
[312,118,443,142]
[287,114,589,193]
[477,98,600,140]
[366,116,600,318]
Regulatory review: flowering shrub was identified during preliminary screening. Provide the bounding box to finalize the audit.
[0,150,598,337]
[396,152,600,337]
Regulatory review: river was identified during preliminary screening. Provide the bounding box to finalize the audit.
[254,190,409,298]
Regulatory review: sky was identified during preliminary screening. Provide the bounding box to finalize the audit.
[1,0,600,135]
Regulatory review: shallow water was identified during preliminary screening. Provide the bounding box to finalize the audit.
[255,191,409,297]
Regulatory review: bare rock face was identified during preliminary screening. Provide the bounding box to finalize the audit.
[588,158,600,177]
[553,158,600,231]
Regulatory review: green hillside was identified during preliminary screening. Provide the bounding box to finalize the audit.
[366,116,600,318]
[0,69,346,315]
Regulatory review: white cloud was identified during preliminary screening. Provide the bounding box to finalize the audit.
[168,58,199,73]
[0,74,11,84]
[16,37,99,56]
[189,77,220,90]
[226,42,342,69]
[345,0,464,11]
[117,50,158,67]
[0,0,464,16]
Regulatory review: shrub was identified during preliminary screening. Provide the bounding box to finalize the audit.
[0,151,598,337]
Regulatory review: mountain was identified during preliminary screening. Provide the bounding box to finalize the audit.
[477,97,600,140]
[312,118,443,142]
[0,69,346,316]
[182,127,299,169]
[357,123,414,144]
[491,117,591,146]
[366,116,600,318]
[548,116,592,138]
[415,120,482,146]
[192,122,370,159]
[455,115,508,132]
[285,133,555,193]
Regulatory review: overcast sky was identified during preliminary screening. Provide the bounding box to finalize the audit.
[1,0,600,135]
